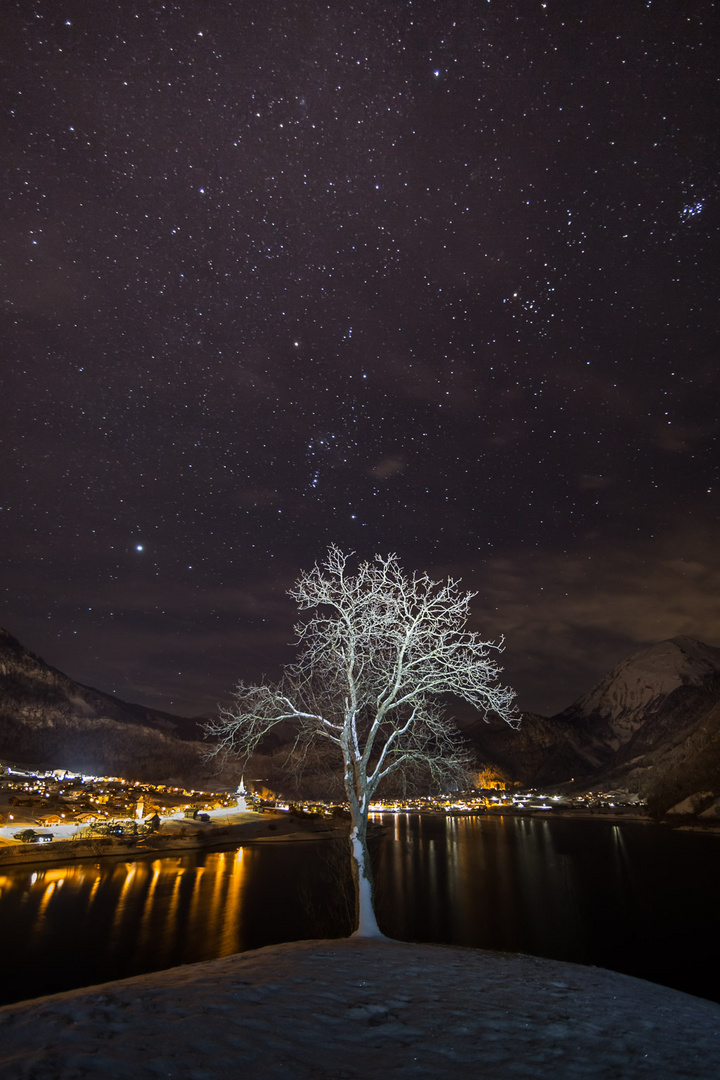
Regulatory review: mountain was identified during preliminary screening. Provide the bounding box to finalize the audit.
[464,635,720,810]
[0,628,212,783]
[557,635,720,739]
[3,626,720,810]
[255,634,720,807]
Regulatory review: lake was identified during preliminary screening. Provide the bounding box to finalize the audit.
[1,814,718,1006]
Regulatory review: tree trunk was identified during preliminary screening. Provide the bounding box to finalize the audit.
[348,811,385,938]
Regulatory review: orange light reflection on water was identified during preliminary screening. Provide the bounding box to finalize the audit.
[3,847,254,966]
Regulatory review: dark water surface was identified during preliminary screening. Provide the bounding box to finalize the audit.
[1,814,718,1006]
[372,814,720,1004]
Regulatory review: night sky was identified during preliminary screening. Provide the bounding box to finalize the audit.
[2,1,718,720]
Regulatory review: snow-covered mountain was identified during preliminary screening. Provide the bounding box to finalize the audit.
[460,636,720,808]
[558,636,720,744]
[2,626,719,809]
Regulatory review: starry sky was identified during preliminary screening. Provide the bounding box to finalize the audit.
[2,0,719,720]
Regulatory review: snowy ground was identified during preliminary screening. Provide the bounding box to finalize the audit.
[0,803,256,843]
[1,938,718,1079]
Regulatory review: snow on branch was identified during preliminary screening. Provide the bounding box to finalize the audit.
[206,546,519,790]
[205,547,519,935]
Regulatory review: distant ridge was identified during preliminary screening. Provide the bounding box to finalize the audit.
[0,628,210,782]
[2,627,719,809]
[458,636,720,811]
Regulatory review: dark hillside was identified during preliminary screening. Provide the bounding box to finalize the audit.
[0,628,210,782]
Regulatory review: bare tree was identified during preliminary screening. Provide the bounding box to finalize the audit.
[205,546,519,937]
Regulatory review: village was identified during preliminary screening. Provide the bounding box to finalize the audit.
[0,764,240,844]
[0,761,646,852]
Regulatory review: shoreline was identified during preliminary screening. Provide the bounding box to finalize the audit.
[375,805,720,833]
[1,806,718,870]
[0,811,344,869]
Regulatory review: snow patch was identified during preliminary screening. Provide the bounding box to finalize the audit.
[350,828,384,939]
[0,939,718,1080]
[667,791,716,816]
[698,798,720,821]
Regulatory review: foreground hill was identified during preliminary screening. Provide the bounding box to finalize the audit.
[0,938,718,1079]
[0,628,209,783]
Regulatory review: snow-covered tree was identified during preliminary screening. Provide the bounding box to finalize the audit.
[205,546,519,937]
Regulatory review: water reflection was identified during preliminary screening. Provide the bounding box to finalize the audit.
[0,840,343,1005]
[2,816,719,1006]
[374,812,587,956]
[372,810,720,1004]
[2,851,254,975]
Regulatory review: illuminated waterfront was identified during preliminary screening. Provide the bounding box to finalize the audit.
[1,815,718,1006]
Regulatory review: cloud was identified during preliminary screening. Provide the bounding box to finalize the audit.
[429,524,720,715]
[7,522,720,724]
[369,455,407,480]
